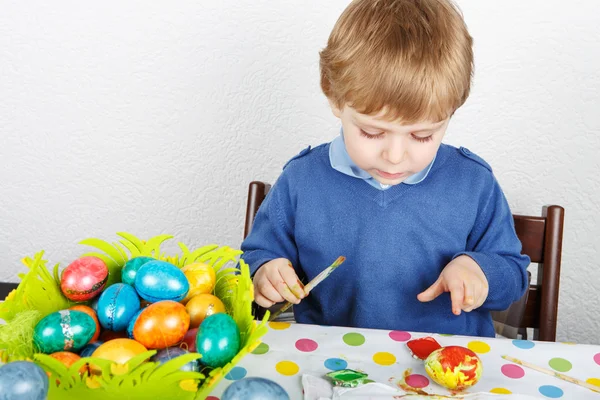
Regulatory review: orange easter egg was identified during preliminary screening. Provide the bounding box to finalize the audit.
[185,294,226,328]
[49,351,88,375]
[69,305,100,342]
[91,339,147,365]
[133,300,190,349]
[181,263,216,303]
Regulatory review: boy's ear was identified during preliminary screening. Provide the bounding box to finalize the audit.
[327,98,342,118]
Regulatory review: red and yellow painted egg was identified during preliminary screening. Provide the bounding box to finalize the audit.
[49,351,88,375]
[133,300,190,349]
[33,310,96,354]
[69,305,100,342]
[60,256,109,301]
[185,293,226,328]
[424,346,482,390]
[181,262,216,303]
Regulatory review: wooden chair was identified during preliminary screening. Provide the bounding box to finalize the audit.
[243,182,565,340]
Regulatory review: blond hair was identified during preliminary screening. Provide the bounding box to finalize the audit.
[320,0,473,123]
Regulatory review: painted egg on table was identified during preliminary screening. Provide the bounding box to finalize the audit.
[0,361,49,400]
[196,313,240,368]
[60,256,109,301]
[186,293,226,328]
[181,262,216,303]
[134,260,189,303]
[180,327,198,352]
[424,346,482,390]
[79,341,103,357]
[121,256,155,286]
[151,346,200,372]
[133,300,190,349]
[91,338,147,365]
[222,377,290,400]
[96,283,141,331]
[69,305,100,342]
[33,310,96,353]
[49,351,88,375]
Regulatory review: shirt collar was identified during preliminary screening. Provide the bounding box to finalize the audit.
[329,129,436,190]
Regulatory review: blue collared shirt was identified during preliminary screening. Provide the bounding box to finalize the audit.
[328,130,436,190]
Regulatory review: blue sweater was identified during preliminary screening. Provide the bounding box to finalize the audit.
[241,143,530,337]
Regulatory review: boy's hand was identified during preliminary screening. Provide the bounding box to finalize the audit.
[417,255,489,315]
[253,258,306,308]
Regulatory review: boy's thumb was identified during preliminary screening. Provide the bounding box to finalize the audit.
[417,278,444,302]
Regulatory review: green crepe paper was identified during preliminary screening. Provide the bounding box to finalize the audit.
[326,369,369,388]
[0,232,269,400]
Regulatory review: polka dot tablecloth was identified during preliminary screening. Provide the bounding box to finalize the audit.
[209,322,600,399]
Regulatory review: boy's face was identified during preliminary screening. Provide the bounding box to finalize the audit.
[330,103,450,186]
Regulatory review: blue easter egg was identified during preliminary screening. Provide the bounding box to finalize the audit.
[97,283,141,331]
[33,310,96,353]
[222,377,289,400]
[0,361,49,400]
[196,313,240,368]
[121,256,155,286]
[127,308,144,338]
[134,260,189,303]
[79,341,103,357]
[150,346,200,372]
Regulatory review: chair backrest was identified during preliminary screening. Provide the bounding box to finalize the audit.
[243,181,565,340]
[506,205,565,341]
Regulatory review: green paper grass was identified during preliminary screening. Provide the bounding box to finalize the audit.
[0,232,269,400]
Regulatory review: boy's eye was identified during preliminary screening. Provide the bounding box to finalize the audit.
[412,134,433,143]
[359,129,384,139]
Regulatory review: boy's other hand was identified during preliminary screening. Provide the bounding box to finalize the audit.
[253,258,306,308]
[417,255,489,315]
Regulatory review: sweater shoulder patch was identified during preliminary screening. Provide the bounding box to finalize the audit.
[283,146,312,170]
[458,147,492,172]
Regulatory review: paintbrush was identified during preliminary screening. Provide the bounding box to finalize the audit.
[501,355,600,394]
[268,256,346,321]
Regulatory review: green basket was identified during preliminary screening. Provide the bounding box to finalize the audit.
[0,232,269,400]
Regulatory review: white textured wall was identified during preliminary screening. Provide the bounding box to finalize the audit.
[1,1,599,344]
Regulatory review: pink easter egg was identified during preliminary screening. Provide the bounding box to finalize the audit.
[61,256,109,301]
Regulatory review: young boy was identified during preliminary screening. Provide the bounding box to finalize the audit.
[241,0,530,337]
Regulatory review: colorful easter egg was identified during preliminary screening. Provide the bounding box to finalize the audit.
[79,341,103,357]
[151,347,200,372]
[181,262,216,303]
[33,310,96,353]
[127,309,144,339]
[186,293,226,328]
[49,351,88,375]
[424,346,483,390]
[180,328,198,352]
[222,377,290,400]
[96,283,141,331]
[60,256,109,301]
[70,305,100,342]
[91,338,147,365]
[121,256,155,286]
[133,300,190,349]
[196,313,240,368]
[134,260,189,302]
[0,361,49,400]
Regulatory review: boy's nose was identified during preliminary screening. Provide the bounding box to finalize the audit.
[383,143,406,165]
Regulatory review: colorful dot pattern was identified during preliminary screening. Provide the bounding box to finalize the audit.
[211,324,600,399]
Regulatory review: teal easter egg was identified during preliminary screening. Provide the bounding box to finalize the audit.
[33,310,96,354]
[222,377,289,400]
[134,260,189,303]
[196,313,240,368]
[0,361,49,400]
[121,256,155,286]
[127,308,144,338]
[97,283,141,331]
